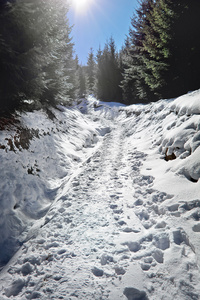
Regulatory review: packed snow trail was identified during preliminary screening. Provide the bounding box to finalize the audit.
[1,96,200,299]
[0,121,148,299]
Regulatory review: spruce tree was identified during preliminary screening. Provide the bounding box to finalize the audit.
[0,0,75,115]
[78,66,87,98]
[121,0,200,103]
[169,0,200,94]
[140,0,173,98]
[96,37,123,102]
[86,48,96,95]
[121,1,155,103]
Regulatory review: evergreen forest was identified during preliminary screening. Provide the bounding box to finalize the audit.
[1,0,200,115]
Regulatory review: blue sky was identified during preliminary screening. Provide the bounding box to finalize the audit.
[68,0,139,65]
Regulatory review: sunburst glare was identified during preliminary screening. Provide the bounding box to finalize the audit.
[70,0,94,14]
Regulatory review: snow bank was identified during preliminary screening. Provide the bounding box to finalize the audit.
[170,89,200,115]
[0,106,106,266]
[121,89,200,184]
[162,90,200,182]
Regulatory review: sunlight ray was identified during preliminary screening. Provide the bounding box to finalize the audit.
[69,0,94,15]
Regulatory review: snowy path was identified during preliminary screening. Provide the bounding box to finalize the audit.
[1,108,200,299]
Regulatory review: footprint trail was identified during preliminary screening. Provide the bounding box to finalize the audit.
[0,111,200,300]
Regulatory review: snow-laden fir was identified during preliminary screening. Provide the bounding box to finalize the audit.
[1,90,200,299]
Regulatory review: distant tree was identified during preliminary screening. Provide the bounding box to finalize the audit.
[96,37,123,102]
[108,37,123,102]
[73,55,86,98]
[78,66,87,98]
[86,48,96,95]
[96,46,104,100]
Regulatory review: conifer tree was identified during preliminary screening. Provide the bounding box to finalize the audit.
[96,46,104,100]
[78,66,87,98]
[121,1,155,103]
[121,0,200,103]
[140,0,173,98]
[0,0,75,115]
[96,37,123,102]
[73,55,87,98]
[169,0,200,94]
[86,48,96,95]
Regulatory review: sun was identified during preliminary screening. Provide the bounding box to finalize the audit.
[70,0,93,14]
[73,0,88,9]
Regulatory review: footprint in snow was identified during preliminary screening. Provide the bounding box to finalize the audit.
[100,254,114,265]
[122,227,141,233]
[113,208,123,214]
[20,262,33,276]
[123,287,149,300]
[151,191,173,203]
[192,223,200,232]
[173,228,195,252]
[115,266,126,275]
[134,199,144,206]
[92,267,104,277]
[110,204,118,209]
[155,221,167,229]
[153,233,170,251]
[5,279,25,297]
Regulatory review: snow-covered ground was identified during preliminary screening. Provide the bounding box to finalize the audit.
[0,90,200,299]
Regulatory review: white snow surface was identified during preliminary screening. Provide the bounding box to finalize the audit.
[0,92,200,299]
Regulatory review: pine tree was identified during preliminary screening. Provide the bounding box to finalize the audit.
[140,0,173,98]
[0,0,75,115]
[39,1,75,106]
[78,66,87,98]
[121,1,155,103]
[96,37,123,102]
[86,48,96,95]
[120,38,139,104]
[73,56,87,99]
[121,0,200,103]
[169,0,200,94]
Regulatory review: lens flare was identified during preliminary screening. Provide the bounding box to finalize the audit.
[71,0,93,14]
